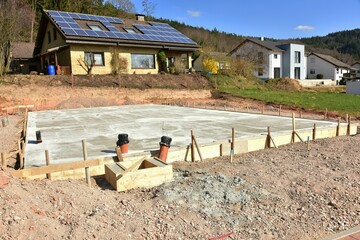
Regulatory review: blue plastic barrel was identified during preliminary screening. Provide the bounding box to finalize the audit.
[47,65,55,75]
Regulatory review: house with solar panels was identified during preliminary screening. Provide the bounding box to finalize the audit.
[33,10,199,75]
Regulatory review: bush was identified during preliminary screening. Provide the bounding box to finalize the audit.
[157,51,167,72]
[202,57,219,74]
[173,58,186,74]
[110,49,128,75]
[316,74,324,79]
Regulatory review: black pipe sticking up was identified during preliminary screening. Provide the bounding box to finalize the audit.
[116,133,129,147]
[36,130,42,143]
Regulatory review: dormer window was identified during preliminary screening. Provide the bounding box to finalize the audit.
[124,28,136,33]
[88,24,103,31]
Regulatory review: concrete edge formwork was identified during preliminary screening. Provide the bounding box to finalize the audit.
[25,124,357,180]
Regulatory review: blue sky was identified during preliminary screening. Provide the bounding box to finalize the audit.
[132,0,360,39]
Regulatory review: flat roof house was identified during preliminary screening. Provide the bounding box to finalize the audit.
[229,38,306,80]
[33,10,199,75]
[307,53,352,83]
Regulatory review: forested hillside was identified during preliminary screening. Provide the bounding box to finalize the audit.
[299,29,360,64]
[4,0,360,66]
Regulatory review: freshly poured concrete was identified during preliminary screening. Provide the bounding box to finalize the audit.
[25,104,341,167]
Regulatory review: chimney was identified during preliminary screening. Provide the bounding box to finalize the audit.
[260,37,264,41]
[136,14,145,22]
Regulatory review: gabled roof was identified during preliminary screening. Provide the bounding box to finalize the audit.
[308,52,352,69]
[12,42,35,59]
[34,9,198,55]
[229,38,285,55]
[351,62,360,66]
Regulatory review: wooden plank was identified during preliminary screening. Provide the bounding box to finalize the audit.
[1,105,34,111]
[82,140,91,187]
[9,158,103,178]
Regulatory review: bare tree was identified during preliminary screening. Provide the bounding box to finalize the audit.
[0,0,21,76]
[141,0,156,16]
[77,52,96,75]
[108,0,136,13]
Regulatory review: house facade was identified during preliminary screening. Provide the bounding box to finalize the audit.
[11,42,37,74]
[351,62,360,78]
[307,53,352,82]
[229,38,306,80]
[33,10,199,75]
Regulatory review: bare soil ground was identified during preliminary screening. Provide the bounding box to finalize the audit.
[0,136,359,239]
[0,75,359,239]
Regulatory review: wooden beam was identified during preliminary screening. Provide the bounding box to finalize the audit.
[82,140,91,187]
[9,158,103,178]
[191,130,195,162]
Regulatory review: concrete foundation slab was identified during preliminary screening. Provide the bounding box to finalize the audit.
[25,104,345,168]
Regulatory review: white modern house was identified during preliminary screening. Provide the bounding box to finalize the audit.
[351,62,360,78]
[229,38,306,80]
[307,53,352,83]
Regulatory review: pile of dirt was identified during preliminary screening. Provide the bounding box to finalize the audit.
[266,77,302,91]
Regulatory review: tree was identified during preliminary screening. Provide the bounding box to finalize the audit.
[141,0,155,16]
[107,0,135,13]
[77,52,96,75]
[0,0,27,76]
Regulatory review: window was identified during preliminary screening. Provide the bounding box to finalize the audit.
[124,28,136,33]
[258,52,264,64]
[357,70,360,73]
[295,51,301,63]
[310,69,315,74]
[274,54,278,59]
[47,31,51,43]
[258,68,263,76]
[53,28,57,41]
[336,68,339,74]
[88,24,102,31]
[84,52,104,66]
[131,54,155,69]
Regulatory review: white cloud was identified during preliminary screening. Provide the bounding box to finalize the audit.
[187,10,201,17]
[295,25,315,31]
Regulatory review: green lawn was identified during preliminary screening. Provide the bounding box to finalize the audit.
[219,87,360,116]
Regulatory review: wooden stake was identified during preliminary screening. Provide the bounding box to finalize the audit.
[324,108,328,120]
[191,130,195,162]
[313,123,317,140]
[82,140,91,187]
[347,115,351,135]
[45,150,52,180]
[1,152,6,171]
[184,144,190,161]
[292,112,296,132]
[231,128,235,163]
[261,105,264,114]
[265,126,271,148]
[307,136,310,151]
[336,117,340,136]
[279,105,282,116]
[346,114,349,123]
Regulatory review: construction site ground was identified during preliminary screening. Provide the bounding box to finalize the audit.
[0,76,359,239]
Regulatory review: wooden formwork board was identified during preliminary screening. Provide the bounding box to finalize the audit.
[105,157,173,192]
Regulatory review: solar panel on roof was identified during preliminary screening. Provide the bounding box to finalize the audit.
[47,10,196,45]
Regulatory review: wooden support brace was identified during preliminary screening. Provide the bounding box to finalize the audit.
[261,105,264,114]
[336,117,340,137]
[230,128,235,163]
[191,130,195,162]
[184,144,190,161]
[192,131,203,162]
[82,140,91,187]
[219,144,223,157]
[115,147,123,162]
